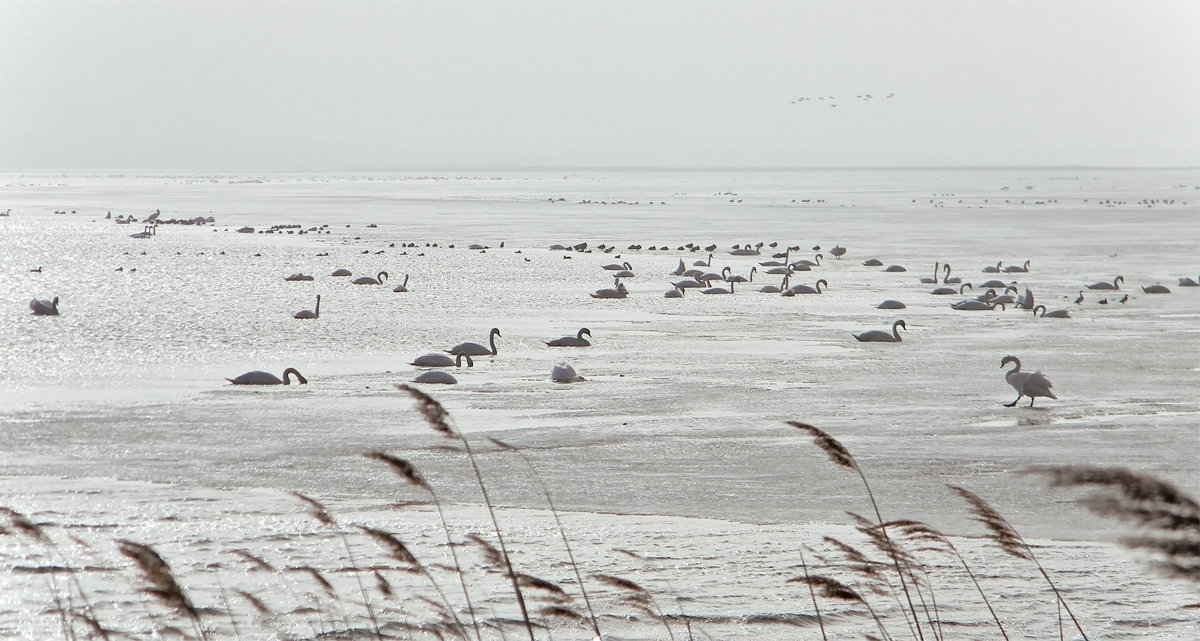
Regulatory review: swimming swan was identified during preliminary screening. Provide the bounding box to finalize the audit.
[352,271,388,285]
[412,352,474,368]
[412,354,472,384]
[1085,275,1123,290]
[853,319,906,342]
[784,278,827,295]
[449,328,501,356]
[1031,304,1070,318]
[1141,284,1171,294]
[1001,355,1056,407]
[294,295,320,319]
[876,299,907,309]
[227,368,308,385]
[392,274,410,292]
[919,262,941,284]
[546,327,592,347]
[29,296,60,316]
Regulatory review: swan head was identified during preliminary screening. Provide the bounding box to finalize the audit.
[1000,355,1020,369]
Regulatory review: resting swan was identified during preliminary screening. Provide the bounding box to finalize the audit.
[551,363,585,383]
[352,271,388,285]
[412,352,474,367]
[392,274,410,292]
[227,368,308,385]
[1085,275,1123,290]
[1001,355,1056,407]
[546,327,592,346]
[1032,304,1070,318]
[412,354,472,384]
[853,319,906,342]
[30,296,60,316]
[783,278,827,295]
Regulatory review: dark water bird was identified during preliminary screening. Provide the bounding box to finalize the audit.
[352,271,388,285]
[1000,355,1056,407]
[331,268,352,276]
[449,327,502,356]
[293,295,320,319]
[546,327,592,347]
[29,296,60,315]
[227,368,308,385]
[1141,284,1171,294]
[392,274,410,292]
[1086,275,1124,290]
[551,362,585,383]
[829,245,847,259]
[853,319,906,342]
[1119,294,1129,303]
[1004,260,1031,273]
[30,266,42,273]
[1074,291,1085,304]
[284,273,314,281]
[1032,304,1070,318]
[919,262,941,283]
[876,299,907,309]
[1178,276,1198,287]
[413,354,472,384]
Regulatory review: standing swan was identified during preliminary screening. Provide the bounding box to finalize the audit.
[1000,355,1056,407]
[1085,275,1123,290]
[545,327,592,347]
[449,327,501,356]
[853,319,906,342]
[226,368,308,385]
[294,295,320,319]
[392,274,410,292]
[30,296,60,316]
[352,271,388,285]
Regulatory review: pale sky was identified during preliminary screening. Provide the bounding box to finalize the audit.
[1,0,1197,170]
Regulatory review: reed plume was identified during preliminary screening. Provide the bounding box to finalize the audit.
[787,574,891,640]
[787,421,925,640]
[591,574,677,641]
[116,538,207,640]
[396,384,537,641]
[1026,465,1200,582]
[949,485,1089,641]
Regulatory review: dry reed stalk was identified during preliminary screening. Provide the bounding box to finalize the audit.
[1026,465,1200,582]
[489,436,604,639]
[360,525,472,640]
[888,519,1010,641]
[591,574,677,641]
[787,574,892,640]
[290,493,383,641]
[795,546,828,641]
[787,421,926,641]
[394,386,537,641]
[365,452,484,641]
[848,513,938,639]
[948,485,1089,641]
[115,539,207,640]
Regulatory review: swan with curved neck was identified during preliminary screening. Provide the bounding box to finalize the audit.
[942,264,962,284]
[1001,355,1056,407]
[982,261,1003,273]
[1085,275,1123,290]
[227,368,308,385]
[449,328,501,356]
[784,278,827,295]
[1032,304,1070,318]
[30,296,60,316]
[546,327,592,347]
[294,295,320,319]
[1004,259,1031,273]
[853,319,906,342]
[920,262,940,284]
[932,282,972,296]
[352,271,388,285]
[413,354,472,384]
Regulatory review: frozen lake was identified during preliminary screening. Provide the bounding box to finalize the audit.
[1,168,1197,639]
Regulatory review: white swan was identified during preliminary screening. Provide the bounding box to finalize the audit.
[413,353,472,383]
[862,258,884,266]
[1003,260,1031,273]
[783,278,827,295]
[671,259,687,276]
[942,264,962,284]
[951,300,1005,311]
[853,319,905,342]
[29,296,60,316]
[603,261,633,271]
[227,368,308,385]
[932,282,972,296]
[551,363,585,383]
[1085,275,1123,290]
[1032,304,1070,318]
[352,271,388,285]
[919,262,941,284]
[759,273,789,293]
[590,280,628,298]
[876,299,907,309]
[702,279,735,294]
[664,285,685,298]
[1016,287,1035,309]
[449,328,501,356]
[982,261,1003,273]
[692,253,713,267]
[883,264,907,272]
[392,274,410,292]
[331,268,352,276]
[294,295,320,319]
[1001,355,1056,407]
[285,273,314,281]
[546,327,592,347]
[1141,284,1171,294]
[1178,276,1198,287]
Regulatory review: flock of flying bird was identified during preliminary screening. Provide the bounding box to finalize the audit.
[26,236,1196,407]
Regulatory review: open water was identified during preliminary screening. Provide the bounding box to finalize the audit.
[1,168,1197,639]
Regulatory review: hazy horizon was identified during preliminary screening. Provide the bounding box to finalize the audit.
[3,0,1198,171]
